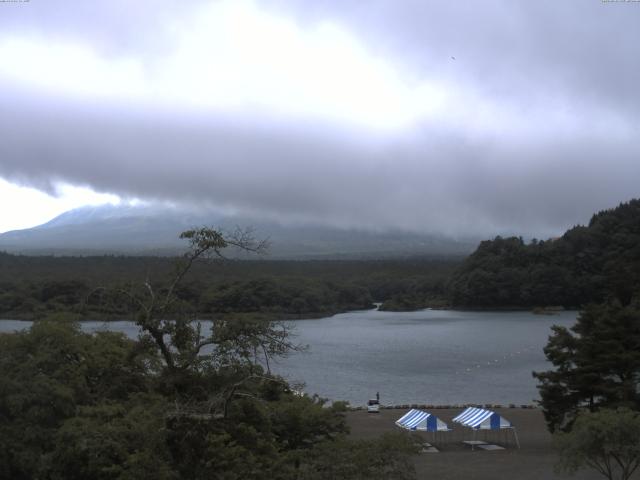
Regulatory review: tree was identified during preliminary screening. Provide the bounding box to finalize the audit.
[534,301,640,432]
[122,227,269,372]
[48,395,178,480]
[112,227,305,414]
[0,315,159,479]
[554,408,640,480]
[0,228,419,479]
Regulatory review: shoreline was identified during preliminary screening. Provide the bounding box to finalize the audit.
[0,304,579,322]
[0,307,373,323]
[347,402,539,411]
[380,305,574,313]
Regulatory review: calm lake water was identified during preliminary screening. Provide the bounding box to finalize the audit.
[0,309,577,406]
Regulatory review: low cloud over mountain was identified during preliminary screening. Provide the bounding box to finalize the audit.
[0,204,478,258]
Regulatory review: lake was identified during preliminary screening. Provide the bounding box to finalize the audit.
[0,308,577,407]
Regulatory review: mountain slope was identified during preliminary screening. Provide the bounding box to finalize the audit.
[0,204,477,258]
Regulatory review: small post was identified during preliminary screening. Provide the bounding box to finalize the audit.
[512,427,521,449]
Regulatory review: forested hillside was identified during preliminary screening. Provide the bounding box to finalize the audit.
[449,199,640,308]
[0,253,458,319]
[2,199,638,318]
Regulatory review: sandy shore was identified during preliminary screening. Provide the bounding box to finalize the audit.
[345,408,619,480]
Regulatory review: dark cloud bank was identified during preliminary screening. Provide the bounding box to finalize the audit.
[0,0,639,239]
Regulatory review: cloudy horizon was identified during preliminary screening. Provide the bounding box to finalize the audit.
[1,0,639,239]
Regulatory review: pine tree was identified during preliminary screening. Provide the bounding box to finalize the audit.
[534,301,640,432]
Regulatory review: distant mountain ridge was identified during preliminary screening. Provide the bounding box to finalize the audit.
[0,204,478,258]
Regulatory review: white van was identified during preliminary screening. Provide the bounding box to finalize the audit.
[367,398,380,413]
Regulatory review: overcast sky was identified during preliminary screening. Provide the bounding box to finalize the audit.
[0,0,638,237]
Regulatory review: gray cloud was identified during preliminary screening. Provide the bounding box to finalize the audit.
[0,1,639,239]
[269,0,640,115]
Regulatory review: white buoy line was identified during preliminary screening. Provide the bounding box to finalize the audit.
[453,345,539,375]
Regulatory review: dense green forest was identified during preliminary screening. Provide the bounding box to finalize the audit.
[0,229,418,479]
[0,253,458,320]
[449,199,640,309]
[1,199,639,320]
